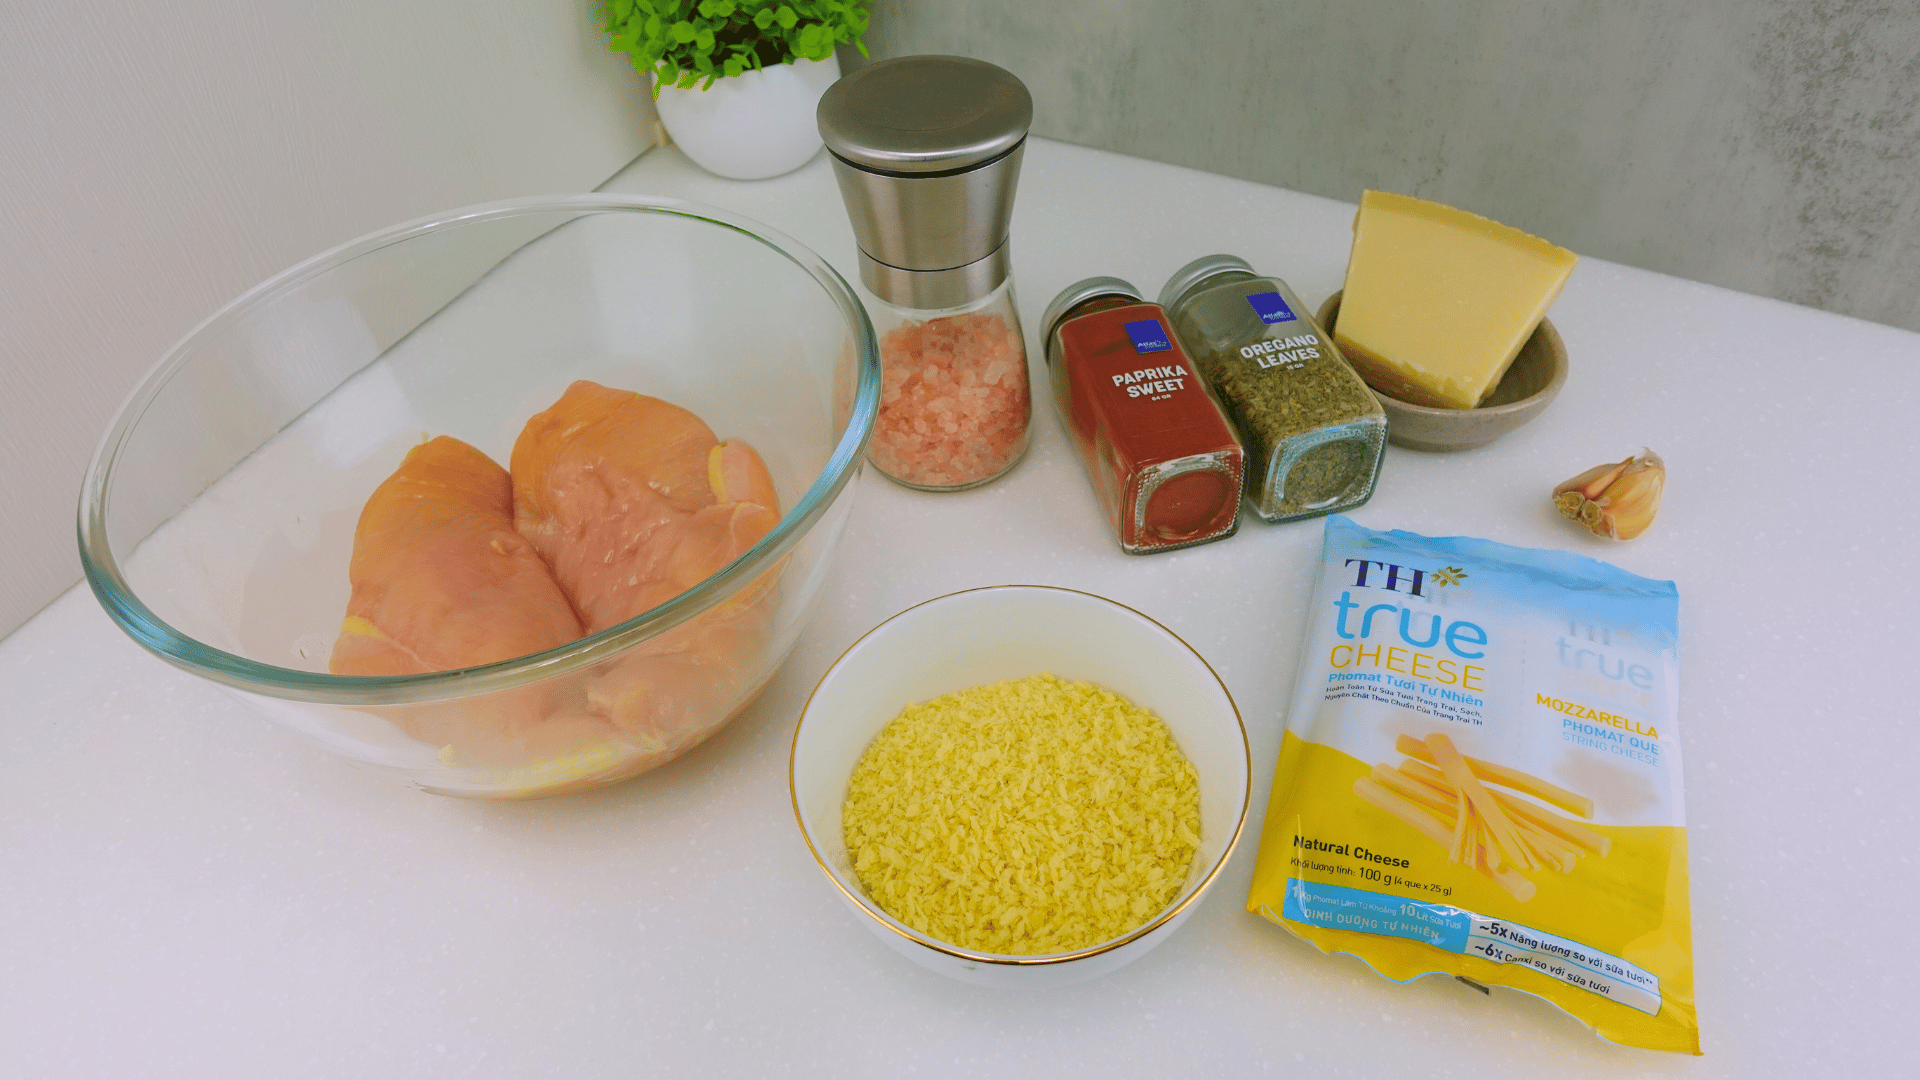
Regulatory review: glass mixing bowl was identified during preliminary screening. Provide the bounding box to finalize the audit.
[79,195,879,799]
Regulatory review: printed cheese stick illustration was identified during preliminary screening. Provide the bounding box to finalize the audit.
[1396,733,1594,818]
[1352,732,1608,902]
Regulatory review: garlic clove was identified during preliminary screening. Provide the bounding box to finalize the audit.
[1557,458,1632,502]
[1553,449,1664,540]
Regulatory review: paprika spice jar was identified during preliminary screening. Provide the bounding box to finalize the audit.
[1040,277,1245,554]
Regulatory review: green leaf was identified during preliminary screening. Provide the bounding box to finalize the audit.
[610,0,873,70]
[796,23,825,59]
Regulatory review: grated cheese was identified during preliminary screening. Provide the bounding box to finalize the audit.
[843,673,1201,955]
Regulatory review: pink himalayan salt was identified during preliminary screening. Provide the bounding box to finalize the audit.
[869,311,1030,488]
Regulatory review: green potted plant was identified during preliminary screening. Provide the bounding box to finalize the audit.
[605,1,873,180]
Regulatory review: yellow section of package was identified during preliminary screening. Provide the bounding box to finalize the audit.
[1249,733,1698,1053]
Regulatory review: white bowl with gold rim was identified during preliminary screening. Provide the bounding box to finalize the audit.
[789,585,1251,988]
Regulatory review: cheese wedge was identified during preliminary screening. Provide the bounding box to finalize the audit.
[1336,191,1576,409]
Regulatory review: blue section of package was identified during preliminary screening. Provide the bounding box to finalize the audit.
[1321,516,1680,650]
[1282,878,1662,1016]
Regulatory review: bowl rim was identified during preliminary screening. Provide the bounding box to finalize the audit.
[76,194,881,705]
[1316,290,1568,418]
[788,584,1253,967]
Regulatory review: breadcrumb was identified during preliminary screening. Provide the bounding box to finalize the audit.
[843,673,1201,954]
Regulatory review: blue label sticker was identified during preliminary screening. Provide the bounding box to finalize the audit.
[1124,318,1173,353]
[1276,878,1664,1015]
[1247,290,1298,324]
[1282,878,1470,952]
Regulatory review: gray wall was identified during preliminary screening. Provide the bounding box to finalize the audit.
[853,0,1920,332]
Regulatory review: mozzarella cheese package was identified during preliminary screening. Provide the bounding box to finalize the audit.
[1247,517,1697,1052]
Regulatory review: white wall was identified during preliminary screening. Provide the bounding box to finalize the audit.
[0,1,659,637]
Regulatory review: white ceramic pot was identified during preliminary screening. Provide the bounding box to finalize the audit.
[654,55,841,180]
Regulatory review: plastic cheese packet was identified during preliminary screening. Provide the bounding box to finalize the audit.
[1246,516,1698,1053]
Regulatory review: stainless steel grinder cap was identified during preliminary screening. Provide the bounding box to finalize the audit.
[817,56,1033,310]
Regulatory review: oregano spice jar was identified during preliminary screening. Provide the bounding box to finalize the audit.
[1041,277,1244,555]
[1159,255,1386,523]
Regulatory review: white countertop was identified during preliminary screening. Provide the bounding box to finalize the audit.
[4,138,1917,1077]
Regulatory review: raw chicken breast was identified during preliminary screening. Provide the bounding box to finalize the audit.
[512,381,783,758]
[330,435,582,675]
[511,380,779,631]
[329,437,603,765]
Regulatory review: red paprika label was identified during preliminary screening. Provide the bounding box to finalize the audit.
[1052,304,1244,554]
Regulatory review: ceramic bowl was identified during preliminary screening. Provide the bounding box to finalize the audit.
[655,55,839,180]
[789,585,1251,988]
[1317,291,1568,452]
[79,195,880,799]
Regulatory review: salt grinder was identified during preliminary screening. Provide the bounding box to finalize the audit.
[817,55,1035,491]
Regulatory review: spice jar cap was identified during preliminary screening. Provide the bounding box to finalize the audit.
[1157,254,1259,314]
[818,56,1033,174]
[1041,277,1145,340]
